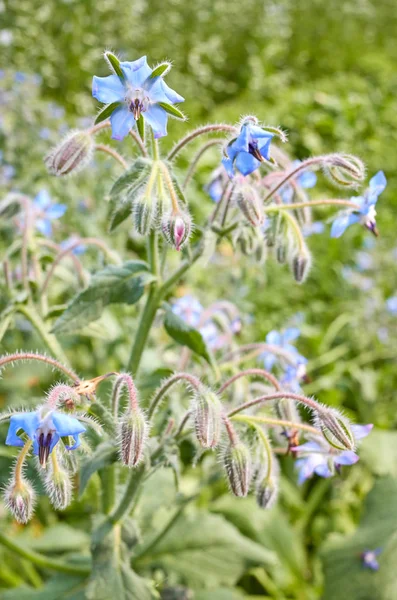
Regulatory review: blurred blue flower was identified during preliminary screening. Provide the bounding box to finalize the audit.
[172,295,203,328]
[331,171,386,238]
[386,295,397,316]
[361,549,382,571]
[204,166,228,203]
[355,251,374,271]
[92,56,184,140]
[261,327,306,372]
[6,407,86,466]
[222,119,274,177]
[303,221,325,237]
[32,190,67,237]
[60,236,86,255]
[281,362,307,393]
[281,160,317,203]
[294,424,373,483]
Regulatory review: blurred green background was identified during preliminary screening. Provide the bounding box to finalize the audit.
[1,0,397,598]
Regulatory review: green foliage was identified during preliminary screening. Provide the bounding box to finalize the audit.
[163,306,212,364]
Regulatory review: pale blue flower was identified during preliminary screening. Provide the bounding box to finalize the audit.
[32,190,67,237]
[331,171,386,238]
[281,160,317,203]
[92,56,184,141]
[6,407,86,466]
[386,296,397,316]
[172,295,203,328]
[294,424,373,483]
[222,120,274,178]
[361,549,382,571]
[261,327,306,372]
[302,221,324,237]
[204,166,228,203]
[60,236,86,255]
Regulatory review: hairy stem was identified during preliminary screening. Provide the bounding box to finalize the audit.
[168,124,237,160]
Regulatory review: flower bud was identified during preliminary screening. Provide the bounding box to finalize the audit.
[133,197,156,235]
[4,478,36,524]
[192,387,222,449]
[291,248,312,283]
[119,408,149,467]
[256,476,279,509]
[162,210,192,251]
[45,130,93,176]
[223,442,252,497]
[235,185,263,227]
[323,153,365,188]
[317,409,355,451]
[276,241,287,264]
[44,463,73,511]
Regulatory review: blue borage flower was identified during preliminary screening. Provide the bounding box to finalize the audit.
[60,236,87,256]
[331,171,387,238]
[204,166,229,203]
[222,118,275,178]
[293,424,373,483]
[361,549,382,571]
[280,160,317,204]
[92,55,184,141]
[386,295,397,316]
[6,406,86,466]
[261,327,307,372]
[32,190,67,237]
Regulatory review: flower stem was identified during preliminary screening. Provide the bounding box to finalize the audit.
[232,414,319,436]
[218,368,281,394]
[108,463,146,525]
[168,124,237,160]
[148,372,202,418]
[94,144,128,169]
[228,391,324,417]
[0,352,79,382]
[14,440,32,489]
[263,199,360,212]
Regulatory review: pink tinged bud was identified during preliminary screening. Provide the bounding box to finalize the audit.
[162,211,192,251]
[192,387,223,449]
[4,478,36,524]
[317,409,355,451]
[223,442,252,497]
[119,408,148,467]
[45,130,94,177]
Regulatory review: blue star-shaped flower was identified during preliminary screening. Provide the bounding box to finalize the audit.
[293,424,373,484]
[32,190,67,237]
[92,56,184,141]
[331,171,387,238]
[261,327,306,372]
[6,407,86,466]
[222,120,274,178]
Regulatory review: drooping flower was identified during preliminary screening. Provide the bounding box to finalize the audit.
[204,166,228,203]
[293,424,373,483]
[31,190,67,237]
[261,327,306,372]
[222,119,274,178]
[92,55,184,141]
[331,171,387,238]
[6,407,86,466]
[361,549,382,571]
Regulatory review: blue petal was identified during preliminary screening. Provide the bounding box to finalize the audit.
[294,440,323,453]
[283,327,300,343]
[144,104,168,138]
[110,106,135,141]
[222,157,235,179]
[36,218,53,237]
[144,78,185,105]
[335,451,359,466]
[121,58,152,87]
[314,463,333,478]
[233,125,250,153]
[52,412,86,437]
[257,138,272,161]
[330,213,357,238]
[159,80,184,104]
[65,434,82,451]
[299,171,317,189]
[235,151,260,176]
[249,125,274,141]
[92,75,125,104]
[369,171,387,195]
[280,185,294,204]
[46,204,67,220]
[351,423,373,440]
[6,412,40,447]
[266,330,282,345]
[263,353,277,371]
[34,189,51,209]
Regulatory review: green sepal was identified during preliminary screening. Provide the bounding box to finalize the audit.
[150,62,171,79]
[94,102,121,125]
[158,102,186,120]
[104,51,124,81]
[137,115,145,141]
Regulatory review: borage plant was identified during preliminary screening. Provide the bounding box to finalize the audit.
[0,52,383,597]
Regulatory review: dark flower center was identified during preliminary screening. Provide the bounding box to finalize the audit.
[38,432,53,467]
[248,141,263,162]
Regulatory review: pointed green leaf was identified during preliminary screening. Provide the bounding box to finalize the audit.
[52,261,156,334]
[104,52,124,81]
[94,102,121,125]
[150,62,171,79]
[110,157,152,198]
[158,102,186,120]
[163,306,212,364]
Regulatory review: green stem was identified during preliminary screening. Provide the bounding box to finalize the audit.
[263,199,360,212]
[108,464,146,525]
[232,414,319,436]
[99,466,117,515]
[15,304,70,366]
[0,531,91,576]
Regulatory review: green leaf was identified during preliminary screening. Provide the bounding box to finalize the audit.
[195,590,245,600]
[150,62,171,79]
[104,51,124,81]
[158,102,185,120]
[2,574,87,600]
[135,511,276,589]
[108,158,152,232]
[110,158,152,198]
[19,524,89,554]
[163,307,212,365]
[52,261,155,334]
[321,477,397,600]
[79,441,118,497]
[94,102,121,125]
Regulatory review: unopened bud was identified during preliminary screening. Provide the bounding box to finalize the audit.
[291,248,312,283]
[323,153,365,188]
[256,476,279,509]
[223,442,252,497]
[235,185,263,227]
[276,242,287,264]
[119,408,149,467]
[45,130,93,176]
[162,210,192,251]
[4,478,36,524]
[44,463,73,511]
[133,197,156,235]
[317,409,355,451]
[192,387,222,449]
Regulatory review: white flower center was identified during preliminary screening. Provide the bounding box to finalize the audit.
[125,87,150,119]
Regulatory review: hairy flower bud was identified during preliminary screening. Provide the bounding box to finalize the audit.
[133,196,156,235]
[119,408,149,467]
[223,442,252,497]
[45,130,93,176]
[235,185,263,227]
[4,478,36,524]
[44,462,73,510]
[291,248,312,283]
[317,409,355,451]
[162,210,192,251]
[323,153,365,188]
[256,476,279,509]
[192,387,222,449]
